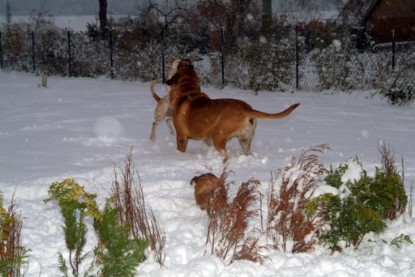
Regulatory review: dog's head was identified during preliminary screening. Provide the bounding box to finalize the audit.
[167,58,182,79]
[167,58,193,80]
[165,59,198,87]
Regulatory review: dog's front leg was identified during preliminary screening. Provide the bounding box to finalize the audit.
[176,133,188,152]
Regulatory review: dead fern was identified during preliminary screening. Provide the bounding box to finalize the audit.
[266,144,329,253]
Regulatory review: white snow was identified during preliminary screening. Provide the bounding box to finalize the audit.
[0,71,414,276]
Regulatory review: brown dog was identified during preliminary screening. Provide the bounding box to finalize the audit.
[149,59,183,141]
[166,60,300,162]
[190,173,220,212]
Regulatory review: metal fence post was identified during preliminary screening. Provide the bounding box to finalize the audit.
[295,25,299,90]
[109,29,114,79]
[392,28,396,70]
[0,31,3,69]
[221,28,225,88]
[161,29,165,83]
[31,31,36,72]
[67,31,72,77]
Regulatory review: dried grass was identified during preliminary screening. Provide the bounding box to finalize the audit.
[266,144,329,253]
[378,143,407,219]
[379,143,396,176]
[0,192,27,277]
[205,167,267,264]
[111,147,166,265]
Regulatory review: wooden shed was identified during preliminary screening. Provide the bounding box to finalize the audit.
[361,0,415,44]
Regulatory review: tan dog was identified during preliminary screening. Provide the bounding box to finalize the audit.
[190,173,220,212]
[149,59,183,141]
[166,60,300,162]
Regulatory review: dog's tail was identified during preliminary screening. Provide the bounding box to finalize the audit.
[248,103,300,119]
[150,79,162,102]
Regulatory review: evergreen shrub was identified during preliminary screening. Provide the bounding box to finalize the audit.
[308,154,407,251]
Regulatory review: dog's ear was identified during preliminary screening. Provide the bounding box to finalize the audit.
[165,72,178,86]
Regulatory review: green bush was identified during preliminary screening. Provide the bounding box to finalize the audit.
[308,157,407,251]
[45,179,149,277]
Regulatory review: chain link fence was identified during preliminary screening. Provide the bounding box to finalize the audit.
[1,23,414,100]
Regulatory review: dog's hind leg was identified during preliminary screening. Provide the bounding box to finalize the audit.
[211,134,229,162]
[238,118,257,155]
[149,121,159,141]
[165,117,175,135]
[150,101,169,141]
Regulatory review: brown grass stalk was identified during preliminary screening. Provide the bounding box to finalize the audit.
[206,167,267,264]
[111,147,166,265]
[266,144,329,253]
[0,192,27,277]
[378,142,396,176]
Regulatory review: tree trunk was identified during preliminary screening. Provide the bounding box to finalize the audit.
[261,0,272,35]
[5,0,11,24]
[99,0,108,33]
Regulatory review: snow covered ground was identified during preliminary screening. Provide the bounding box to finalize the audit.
[0,71,414,276]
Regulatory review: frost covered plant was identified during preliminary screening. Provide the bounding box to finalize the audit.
[310,144,407,252]
[310,38,364,91]
[0,191,30,277]
[378,52,415,105]
[244,18,294,92]
[266,144,329,253]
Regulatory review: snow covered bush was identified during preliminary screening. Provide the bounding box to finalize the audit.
[233,19,295,92]
[378,51,415,105]
[310,38,365,91]
[310,145,407,252]
[1,23,33,72]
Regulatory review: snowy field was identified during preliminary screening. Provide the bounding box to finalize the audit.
[0,71,414,276]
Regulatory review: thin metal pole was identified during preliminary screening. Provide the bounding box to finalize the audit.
[0,31,3,69]
[392,29,396,70]
[161,29,165,83]
[31,31,36,72]
[67,31,72,77]
[221,28,225,88]
[295,25,299,90]
[109,29,114,79]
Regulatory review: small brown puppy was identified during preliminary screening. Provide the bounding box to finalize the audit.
[190,173,220,212]
[149,58,183,141]
[166,60,300,162]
